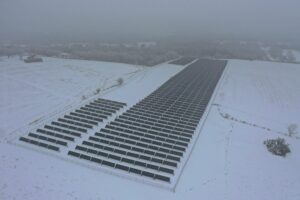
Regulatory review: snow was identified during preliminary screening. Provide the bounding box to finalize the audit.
[1,58,300,199]
[216,60,300,134]
[0,57,144,139]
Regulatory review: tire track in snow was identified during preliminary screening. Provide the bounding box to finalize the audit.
[215,105,299,140]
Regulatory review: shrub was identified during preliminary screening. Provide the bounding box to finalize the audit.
[224,113,230,119]
[264,137,291,157]
[94,88,101,95]
[117,78,124,85]
[81,95,87,100]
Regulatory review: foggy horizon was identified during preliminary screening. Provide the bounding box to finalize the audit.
[1,0,300,43]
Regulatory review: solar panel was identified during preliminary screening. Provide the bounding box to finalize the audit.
[44,125,81,137]
[58,118,93,129]
[86,137,180,162]
[90,102,121,110]
[28,133,67,146]
[64,115,98,126]
[80,107,112,116]
[70,112,104,122]
[36,128,75,141]
[20,137,60,151]
[102,160,115,167]
[75,110,108,119]
[85,104,117,113]
[51,121,87,133]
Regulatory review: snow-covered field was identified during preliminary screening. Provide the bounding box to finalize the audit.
[0,58,299,199]
[0,57,146,139]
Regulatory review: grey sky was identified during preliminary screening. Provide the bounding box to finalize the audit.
[1,0,299,41]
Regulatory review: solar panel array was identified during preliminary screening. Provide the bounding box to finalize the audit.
[19,98,126,152]
[68,59,227,183]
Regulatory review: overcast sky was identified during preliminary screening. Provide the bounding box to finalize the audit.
[0,0,299,42]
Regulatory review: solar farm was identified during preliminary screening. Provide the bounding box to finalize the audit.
[13,58,226,189]
[1,57,300,199]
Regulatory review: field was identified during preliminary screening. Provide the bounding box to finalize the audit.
[0,57,299,199]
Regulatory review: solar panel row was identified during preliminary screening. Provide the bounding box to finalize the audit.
[37,128,75,141]
[68,151,170,182]
[19,98,127,152]
[28,132,67,146]
[20,137,59,151]
[80,140,177,167]
[64,115,98,126]
[69,112,104,122]
[68,59,227,183]
[75,145,174,174]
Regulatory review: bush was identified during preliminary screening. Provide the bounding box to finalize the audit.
[264,137,291,157]
[81,95,87,100]
[94,88,101,95]
[117,78,124,85]
[224,113,230,119]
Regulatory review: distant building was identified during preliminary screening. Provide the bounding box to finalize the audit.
[24,55,43,63]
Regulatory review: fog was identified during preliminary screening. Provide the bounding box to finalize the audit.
[1,0,300,42]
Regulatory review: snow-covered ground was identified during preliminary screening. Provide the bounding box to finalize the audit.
[0,58,300,199]
[0,57,146,139]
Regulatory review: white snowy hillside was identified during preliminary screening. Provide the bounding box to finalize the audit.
[0,57,300,200]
